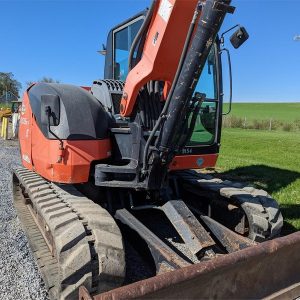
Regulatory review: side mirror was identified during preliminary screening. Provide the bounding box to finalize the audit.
[230,27,249,49]
[41,94,60,126]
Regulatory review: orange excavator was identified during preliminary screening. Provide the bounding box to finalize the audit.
[13,1,300,299]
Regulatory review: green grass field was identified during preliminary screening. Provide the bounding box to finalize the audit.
[224,102,300,122]
[217,128,300,234]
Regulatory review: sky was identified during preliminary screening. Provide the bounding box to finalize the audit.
[0,0,299,102]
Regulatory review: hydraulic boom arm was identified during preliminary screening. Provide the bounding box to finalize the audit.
[119,0,235,186]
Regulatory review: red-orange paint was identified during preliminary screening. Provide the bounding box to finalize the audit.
[170,154,218,171]
[19,90,111,184]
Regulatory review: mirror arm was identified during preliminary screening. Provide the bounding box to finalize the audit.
[220,48,233,116]
[220,24,240,46]
[46,106,65,161]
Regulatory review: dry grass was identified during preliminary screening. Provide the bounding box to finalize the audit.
[223,115,300,132]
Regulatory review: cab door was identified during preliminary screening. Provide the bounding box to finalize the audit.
[104,14,145,80]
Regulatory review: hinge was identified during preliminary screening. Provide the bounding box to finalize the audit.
[213,1,235,14]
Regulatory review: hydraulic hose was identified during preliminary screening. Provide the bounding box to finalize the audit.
[157,0,234,162]
[142,1,201,174]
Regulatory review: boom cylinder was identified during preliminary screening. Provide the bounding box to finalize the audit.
[157,0,234,161]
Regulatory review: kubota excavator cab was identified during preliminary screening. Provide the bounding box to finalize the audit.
[93,11,223,172]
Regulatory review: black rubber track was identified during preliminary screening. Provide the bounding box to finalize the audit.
[177,170,283,242]
[13,167,125,300]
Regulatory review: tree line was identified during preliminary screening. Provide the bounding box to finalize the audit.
[0,72,21,99]
[0,72,60,100]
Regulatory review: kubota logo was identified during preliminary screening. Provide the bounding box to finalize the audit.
[197,158,204,167]
[21,104,26,116]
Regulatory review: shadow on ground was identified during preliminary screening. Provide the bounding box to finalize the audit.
[214,164,300,235]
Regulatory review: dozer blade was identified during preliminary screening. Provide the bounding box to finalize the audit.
[80,231,300,300]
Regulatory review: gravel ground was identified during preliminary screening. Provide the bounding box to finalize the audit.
[0,137,48,300]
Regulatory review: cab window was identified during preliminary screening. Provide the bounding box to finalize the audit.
[113,18,143,81]
[187,45,218,146]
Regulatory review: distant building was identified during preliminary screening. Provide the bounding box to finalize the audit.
[0,92,18,103]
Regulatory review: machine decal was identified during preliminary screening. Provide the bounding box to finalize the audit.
[152,32,160,46]
[20,104,26,116]
[20,117,29,125]
[158,0,173,23]
[22,154,31,164]
[197,158,204,167]
[182,148,193,155]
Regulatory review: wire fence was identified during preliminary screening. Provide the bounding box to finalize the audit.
[223,115,300,132]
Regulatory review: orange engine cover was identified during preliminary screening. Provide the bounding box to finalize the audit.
[19,90,112,184]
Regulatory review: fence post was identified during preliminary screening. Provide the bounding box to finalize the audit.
[5,117,8,139]
[269,119,272,131]
[244,117,247,129]
[1,118,4,137]
[1,117,8,140]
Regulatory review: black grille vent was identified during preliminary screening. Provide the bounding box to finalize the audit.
[111,93,122,114]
